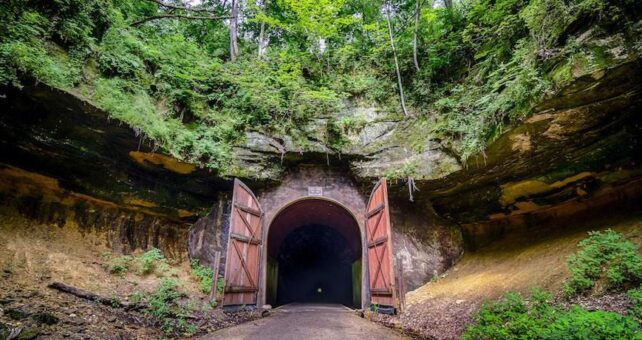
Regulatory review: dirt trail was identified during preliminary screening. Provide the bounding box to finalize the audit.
[0,208,256,338]
[388,215,642,339]
[204,304,409,340]
[408,217,642,305]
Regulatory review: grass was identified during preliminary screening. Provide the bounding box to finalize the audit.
[104,248,169,276]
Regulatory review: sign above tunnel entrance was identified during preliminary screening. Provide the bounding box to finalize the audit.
[223,177,399,311]
[307,186,323,196]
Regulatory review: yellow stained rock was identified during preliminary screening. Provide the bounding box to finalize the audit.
[177,209,195,218]
[500,172,594,206]
[124,197,159,208]
[128,151,196,175]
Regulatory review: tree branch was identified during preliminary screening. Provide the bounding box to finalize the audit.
[48,282,145,311]
[131,14,234,27]
[144,0,215,13]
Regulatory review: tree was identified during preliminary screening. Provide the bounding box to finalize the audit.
[230,0,239,61]
[385,1,409,116]
[131,0,232,27]
[257,0,269,58]
[413,0,421,72]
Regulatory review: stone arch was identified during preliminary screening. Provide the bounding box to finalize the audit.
[263,197,364,308]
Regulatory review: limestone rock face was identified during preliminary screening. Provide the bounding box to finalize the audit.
[1,27,641,289]
[0,83,230,220]
[228,105,463,182]
[418,61,642,248]
[188,196,230,272]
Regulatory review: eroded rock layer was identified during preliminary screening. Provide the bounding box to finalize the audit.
[1,54,641,285]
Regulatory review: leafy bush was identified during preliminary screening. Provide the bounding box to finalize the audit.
[463,290,642,340]
[108,255,134,274]
[146,278,196,336]
[105,248,169,276]
[564,229,642,296]
[138,248,169,275]
[628,286,642,320]
[190,260,213,294]
[545,306,642,339]
[2,0,640,172]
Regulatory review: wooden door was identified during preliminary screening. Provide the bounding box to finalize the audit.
[222,179,263,307]
[365,178,397,307]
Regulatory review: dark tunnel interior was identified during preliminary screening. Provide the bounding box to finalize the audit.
[276,224,354,306]
[266,199,362,308]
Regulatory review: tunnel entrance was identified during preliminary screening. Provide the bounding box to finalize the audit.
[265,199,362,308]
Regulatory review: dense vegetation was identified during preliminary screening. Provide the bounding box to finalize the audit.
[463,289,642,339]
[463,229,642,339]
[564,229,642,297]
[1,0,640,173]
[104,249,225,336]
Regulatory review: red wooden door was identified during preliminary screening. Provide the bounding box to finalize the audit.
[223,179,263,306]
[365,178,397,307]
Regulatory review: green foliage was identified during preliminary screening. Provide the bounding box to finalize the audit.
[522,0,639,49]
[383,162,418,180]
[628,286,642,320]
[1,0,640,172]
[139,248,169,275]
[146,278,196,336]
[564,229,642,297]
[128,290,145,305]
[109,255,134,274]
[147,278,181,318]
[104,248,169,276]
[217,277,225,297]
[190,260,214,294]
[463,290,642,340]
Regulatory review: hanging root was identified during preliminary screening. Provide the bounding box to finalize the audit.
[407,177,419,202]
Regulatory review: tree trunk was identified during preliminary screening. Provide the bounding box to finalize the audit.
[443,0,452,9]
[413,0,421,72]
[258,21,267,58]
[257,0,268,58]
[230,0,239,61]
[385,2,409,117]
[48,282,145,310]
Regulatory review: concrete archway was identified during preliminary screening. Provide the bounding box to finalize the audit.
[264,198,363,308]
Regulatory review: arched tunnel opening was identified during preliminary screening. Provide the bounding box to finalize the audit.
[266,199,362,308]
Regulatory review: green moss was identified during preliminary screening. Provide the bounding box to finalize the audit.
[382,162,419,180]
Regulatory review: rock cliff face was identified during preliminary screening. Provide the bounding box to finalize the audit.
[422,60,642,248]
[1,34,641,289]
[0,82,228,260]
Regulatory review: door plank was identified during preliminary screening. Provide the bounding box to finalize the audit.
[365,178,397,309]
[222,179,263,307]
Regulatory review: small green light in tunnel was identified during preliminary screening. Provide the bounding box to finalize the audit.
[317,288,322,294]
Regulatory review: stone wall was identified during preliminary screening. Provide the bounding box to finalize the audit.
[188,166,465,292]
[0,165,189,260]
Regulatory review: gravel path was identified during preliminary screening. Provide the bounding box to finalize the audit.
[204,304,408,340]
